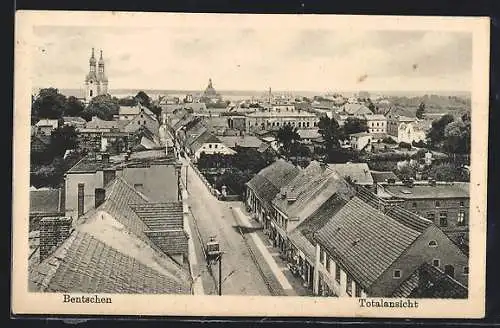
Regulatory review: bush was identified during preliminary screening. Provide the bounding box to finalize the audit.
[382,137,397,144]
[412,140,428,148]
[399,141,412,150]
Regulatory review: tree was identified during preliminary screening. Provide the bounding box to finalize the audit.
[50,125,79,158]
[367,100,376,113]
[31,88,67,122]
[82,94,119,121]
[416,102,425,119]
[317,116,343,161]
[426,114,455,148]
[276,125,301,159]
[443,121,470,154]
[135,91,152,108]
[343,117,368,135]
[63,96,85,117]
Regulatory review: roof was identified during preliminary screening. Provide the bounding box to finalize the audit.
[341,104,373,116]
[31,135,51,145]
[29,228,191,294]
[328,163,374,185]
[382,182,470,199]
[119,105,141,116]
[30,189,63,215]
[364,114,387,121]
[315,196,424,290]
[85,117,120,130]
[62,116,86,124]
[246,159,300,210]
[35,119,58,128]
[297,129,321,139]
[67,153,116,173]
[272,161,355,225]
[370,171,400,184]
[219,136,263,149]
[288,193,350,262]
[130,202,183,231]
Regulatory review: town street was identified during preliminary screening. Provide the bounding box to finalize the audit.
[181,157,272,296]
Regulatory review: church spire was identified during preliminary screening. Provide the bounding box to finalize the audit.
[89,48,96,66]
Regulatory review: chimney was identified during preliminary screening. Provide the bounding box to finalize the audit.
[95,188,106,208]
[103,169,116,186]
[39,217,72,262]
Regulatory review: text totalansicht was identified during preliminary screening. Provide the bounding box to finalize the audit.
[358,298,419,308]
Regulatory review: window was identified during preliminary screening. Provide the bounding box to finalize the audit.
[444,265,455,278]
[460,201,465,207]
[458,211,466,226]
[77,183,85,217]
[138,121,140,125]
[412,202,417,208]
[209,144,212,149]
[326,258,330,271]
[214,144,218,149]
[463,266,469,275]
[393,270,401,279]
[335,265,341,283]
[428,240,438,247]
[439,212,448,227]
[89,90,93,97]
[435,201,441,208]
[426,212,435,223]
[133,183,143,189]
[433,259,440,267]
[346,275,353,295]
[355,283,362,297]
[140,114,144,118]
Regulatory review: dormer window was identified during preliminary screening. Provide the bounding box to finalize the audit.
[393,270,402,279]
[428,240,438,247]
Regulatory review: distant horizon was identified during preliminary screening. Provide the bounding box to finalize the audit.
[33,86,471,99]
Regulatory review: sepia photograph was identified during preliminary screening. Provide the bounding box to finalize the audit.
[12,11,489,318]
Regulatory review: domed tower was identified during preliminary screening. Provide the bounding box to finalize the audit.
[97,50,108,95]
[84,48,99,102]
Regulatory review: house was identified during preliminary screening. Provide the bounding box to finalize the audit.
[348,132,373,151]
[34,119,59,136]
[246,159,300,229]
[375,180,470,252]
[62,116,87,129]
[245,109,319,132]
[296,129,321,144]
[397,120,428,144]
[29,188,65,231]
[363,114,387,134]
[370,170,400,185]
[188,130,236,160]
[120,107,160,136]
[269,161,356,255]
[29,176,192,294]
[118,105,156,121]
[339,103,373,116]
[64,147,181,220]
[84,116,121,130]
[327,163,374,186]
[312,189,469,297]
[287,191,352,292]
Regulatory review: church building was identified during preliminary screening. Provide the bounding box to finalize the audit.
[84,48,109,103]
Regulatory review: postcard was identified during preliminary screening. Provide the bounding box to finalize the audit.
[12,11,489,318]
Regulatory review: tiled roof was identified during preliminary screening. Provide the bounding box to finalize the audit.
[392,262,468,298]
[130,202,184,231]
[35,119,58,128]
[145,230,189,257]
[341,104,372,115]
[289,193,350,262]
[297,129,321,139]
[67,154,116,173]
[328,163,374,185]
[30,189,63,215]
[85,117,120,130]
[315,196,423,290]
[119,105,141,115]
[272,161,355,223]
[364,114,387,120]
[246,159,300,210]
[29,229,191,294]
[382,182,469,199]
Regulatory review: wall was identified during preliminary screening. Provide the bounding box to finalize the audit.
[370,225,469,296]
[194,142,235,159]
[65,171,104,219]
[367,119,387,134]
[120,164,179,202]
[123,111,159,134]
[245,115,319,132]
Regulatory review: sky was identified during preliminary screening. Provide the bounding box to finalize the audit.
[31,25,472,93]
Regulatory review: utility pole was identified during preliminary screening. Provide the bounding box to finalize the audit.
[185,164,188,191]
[218,253,222,296]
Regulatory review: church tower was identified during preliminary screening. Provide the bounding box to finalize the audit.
[84,48,109,103]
